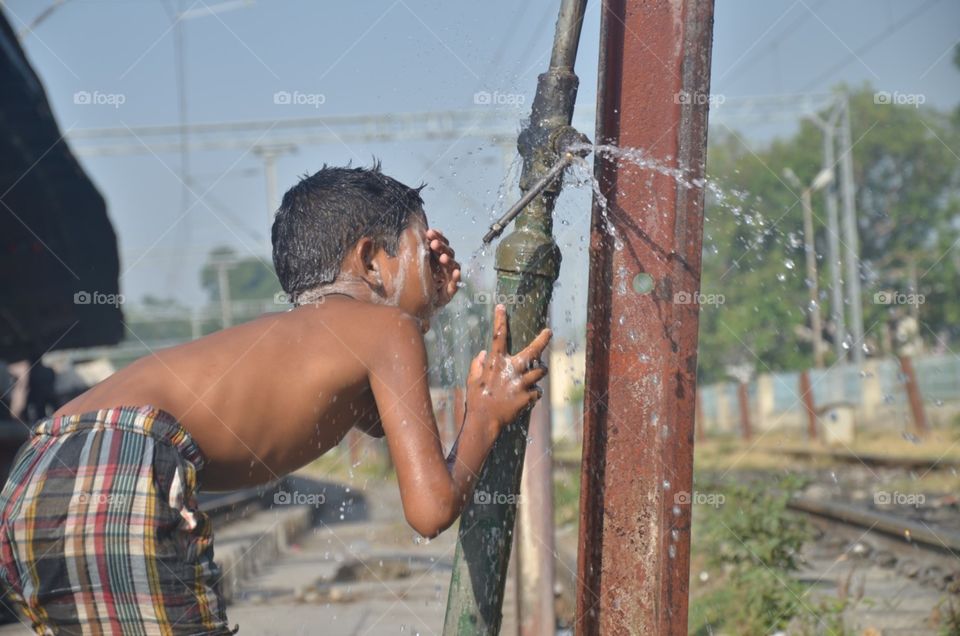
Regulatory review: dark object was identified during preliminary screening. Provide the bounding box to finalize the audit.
[25,361,56,422]
[0,8,122,359]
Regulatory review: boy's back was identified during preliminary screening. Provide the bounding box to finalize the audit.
[53,296,409,491]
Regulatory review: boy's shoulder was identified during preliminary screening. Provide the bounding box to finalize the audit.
[283,300,426,374]
[286,299,423,344]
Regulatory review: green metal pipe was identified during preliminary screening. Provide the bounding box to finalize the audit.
[442,1,588,633]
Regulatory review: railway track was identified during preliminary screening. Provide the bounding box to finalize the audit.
[555,448,960,472]
[787,495,960,633]
[776,447,960,471]
[789,496,960,559]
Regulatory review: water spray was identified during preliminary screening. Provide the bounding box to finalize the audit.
[482,132,592,245]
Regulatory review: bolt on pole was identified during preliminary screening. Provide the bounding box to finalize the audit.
[575,1,715,633]
[442,1,588,633]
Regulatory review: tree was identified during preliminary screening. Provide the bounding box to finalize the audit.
[697,82,960,381]
[200,247,280,303]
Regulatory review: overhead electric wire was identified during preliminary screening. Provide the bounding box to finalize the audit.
[799,0,943,91]
[724,0,829,86]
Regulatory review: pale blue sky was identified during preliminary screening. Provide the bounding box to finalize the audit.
[4,0,959,336]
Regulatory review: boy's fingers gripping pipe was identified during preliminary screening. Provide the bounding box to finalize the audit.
[491,304,508,357]
[521,366,548,386]
[513,328,552,370]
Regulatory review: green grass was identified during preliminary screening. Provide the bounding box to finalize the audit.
[553,466,581,528]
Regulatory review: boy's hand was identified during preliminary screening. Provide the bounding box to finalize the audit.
[427,228,460,308]
[466,304,551,439]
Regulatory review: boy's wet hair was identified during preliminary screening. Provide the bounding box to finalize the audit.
[272,161,426,297]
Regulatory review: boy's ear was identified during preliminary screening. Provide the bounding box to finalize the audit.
[353,237,384,286]
[355,237,375,271]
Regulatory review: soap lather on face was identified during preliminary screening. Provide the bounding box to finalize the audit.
[387,215,441,328]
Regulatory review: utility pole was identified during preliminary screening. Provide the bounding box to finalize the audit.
[802,186,825,368]
[784,167,833,367]
[190,307,202,340]
[808,104,845,360]
[213,257,234,328]
[254,143,297,222]
[839,95,864,363]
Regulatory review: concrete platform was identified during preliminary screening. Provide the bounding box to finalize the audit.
[223,481,521,635]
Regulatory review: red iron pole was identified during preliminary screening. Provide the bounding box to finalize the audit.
[799,370,818,441]
[897,355,928,436]
[737,381,752,442]
[575,1,715,633]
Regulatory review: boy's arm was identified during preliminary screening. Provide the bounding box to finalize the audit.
[368,311,495,538]
[369,305,550,538]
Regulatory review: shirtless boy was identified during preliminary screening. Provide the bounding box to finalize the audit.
[0,163,551,635]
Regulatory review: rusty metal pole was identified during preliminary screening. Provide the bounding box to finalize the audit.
[799,370,818,441]
[575,1,715,634]
[737,381,752,442]
[897,354,928,436]
[517,360,555,636]
[443,1,588,632]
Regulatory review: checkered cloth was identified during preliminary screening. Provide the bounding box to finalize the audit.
[0,405,239,635]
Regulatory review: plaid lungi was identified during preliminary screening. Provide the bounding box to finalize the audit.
[0,405,239,635]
